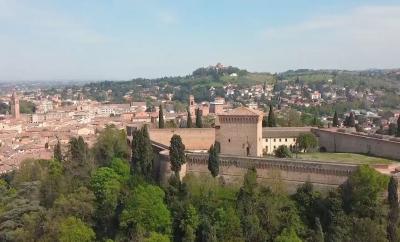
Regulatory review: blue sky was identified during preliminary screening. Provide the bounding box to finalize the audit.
[1,0,399,81]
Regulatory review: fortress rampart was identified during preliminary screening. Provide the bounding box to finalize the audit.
[158,151,358,192]
[313,128,400,160]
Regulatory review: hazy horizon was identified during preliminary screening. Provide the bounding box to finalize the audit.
[1,0,400,81]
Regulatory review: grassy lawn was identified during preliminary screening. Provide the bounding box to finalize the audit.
[297,152,396,165]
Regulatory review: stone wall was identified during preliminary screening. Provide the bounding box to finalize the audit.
[314,128,400,160]
[158,151,358,192]
[148,128,215,150]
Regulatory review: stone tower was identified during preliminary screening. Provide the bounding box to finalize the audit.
[215,107,263,157]
[11,92,20,120]
[188,95,196,116]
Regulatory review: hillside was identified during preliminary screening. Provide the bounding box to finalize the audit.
[56,65,400,104]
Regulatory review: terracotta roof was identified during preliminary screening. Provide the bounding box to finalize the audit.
[220,107,263,116]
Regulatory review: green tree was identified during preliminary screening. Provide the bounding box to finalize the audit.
[215,206,244,242]
[187,109,193,128]
[297,133,318,152]
[262,116,268,127]
[159,105,165,128]
[92,125,130,167]
[90,167,122,238]
[208,145,219,177]
[144,232,170,242]
[65,136,92,186]
[267,105,277,127]
[275,228,302,242]
[59,216,95,242]
[196,108,203,128]
[314,217,324,242]
[54,139,63,162]
[131,125,154,179]
[332,111,339,127]
[387,176,399,242]
[120,184,171,238]
[341,165,389,218]
[345,112,356,127]
[397,116,400,137]
[274,145,292,158]
[39,159,64,208]
[169,135,186,176]
[197,217,217,242]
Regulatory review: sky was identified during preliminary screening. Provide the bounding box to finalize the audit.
[0,0,400,81]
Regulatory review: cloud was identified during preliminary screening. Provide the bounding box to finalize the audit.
[260,5,400,70]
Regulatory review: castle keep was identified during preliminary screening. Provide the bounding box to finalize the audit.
[215,107,263,157]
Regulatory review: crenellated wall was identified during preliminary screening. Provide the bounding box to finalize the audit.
[158,151,358,192]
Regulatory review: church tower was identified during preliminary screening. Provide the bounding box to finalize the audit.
[11,92,20,120]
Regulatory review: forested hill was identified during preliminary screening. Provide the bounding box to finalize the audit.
[54,65,400,103]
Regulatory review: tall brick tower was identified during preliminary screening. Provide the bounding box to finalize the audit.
[11,92,20,120]
[188,95,196,116]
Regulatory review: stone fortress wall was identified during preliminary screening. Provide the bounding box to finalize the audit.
[158,151,358,192]
[313,128,400,160]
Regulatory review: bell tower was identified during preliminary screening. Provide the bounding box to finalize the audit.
[11,92,20,120]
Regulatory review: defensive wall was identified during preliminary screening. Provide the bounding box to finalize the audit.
[313,128,400,161]
[157,151,358,193]
[148,128,215,150]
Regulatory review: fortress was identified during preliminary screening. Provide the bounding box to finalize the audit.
[127,107,400,191]
[126,106,400,192]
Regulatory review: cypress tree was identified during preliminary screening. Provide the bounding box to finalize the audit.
[54,139,63,162]
[397,116,400,137]
[267,105,276,127]
[187,109,193,128]
[332,111,339,127]
[169,134,186,176]
[131,125,154,179]
[195,108,203,128]
[262,116,268,127]
[159,105,165,128]
[388,176,399,242]
[208,144,219,177]
[348,112,355,127]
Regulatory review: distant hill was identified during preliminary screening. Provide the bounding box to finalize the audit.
[58,65,400,103]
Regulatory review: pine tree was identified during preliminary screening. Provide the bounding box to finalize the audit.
[158,105,165,128]
[195,108,203,128]
[187,109,193,128]
[397,116,400,137]
[208,145,219,177]
[169,134,186,176]
[388,176,399,242]
[332,111,339,127]
[131,125,154,179]
[54,139,63,162]
[267,105,276,127]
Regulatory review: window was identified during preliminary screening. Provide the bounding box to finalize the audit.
[273,145,276,150]
[274,139,276,142]
[279,138,281,142]
[266,138,268,142]
[285,138,288,142]
[228,139,231,143]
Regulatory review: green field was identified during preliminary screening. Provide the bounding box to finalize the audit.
[297,152,396,164]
